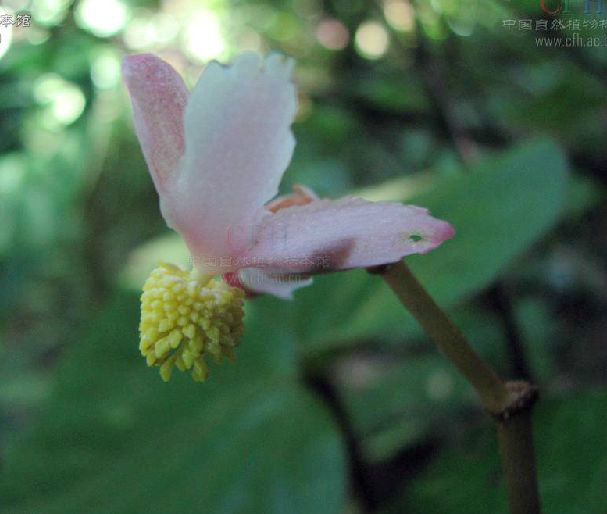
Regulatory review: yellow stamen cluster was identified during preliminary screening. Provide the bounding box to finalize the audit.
[139,263,245,382]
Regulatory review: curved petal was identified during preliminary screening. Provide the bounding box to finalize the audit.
[237,268,313,300]
[122,54,188,193]
[174,52,297,273]
[243,197,455,272]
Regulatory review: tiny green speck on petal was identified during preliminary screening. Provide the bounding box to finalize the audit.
[407,233,424,243]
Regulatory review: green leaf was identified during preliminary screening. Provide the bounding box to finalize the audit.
[295,138,568,349]
[380,389,607,514]
[0,294,346,514]
[338,353,474,462]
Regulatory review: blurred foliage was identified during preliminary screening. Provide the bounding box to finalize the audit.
[381,390,607,514]
[0,294,345,514]
[0,0,605,513]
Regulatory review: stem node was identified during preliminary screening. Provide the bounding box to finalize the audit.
[373,260,541,514]
[492,381,539,422]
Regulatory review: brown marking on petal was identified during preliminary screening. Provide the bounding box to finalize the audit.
[265,184,318,213]
[306,239,356,274]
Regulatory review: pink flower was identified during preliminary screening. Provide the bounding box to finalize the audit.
[122,52,454,299]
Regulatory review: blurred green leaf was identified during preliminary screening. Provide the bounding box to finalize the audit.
[380,389,607,514]
[337,353,474,462]
[354,76,430,112]
[296,138,568,349]
[0,294,346,514]
[120,233,192,289]
[333,302,519,463]
[564,174,604,220]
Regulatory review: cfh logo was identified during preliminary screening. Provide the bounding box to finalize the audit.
[541,0,606,15]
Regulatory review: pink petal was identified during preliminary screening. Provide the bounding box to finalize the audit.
[243,197,455,272]
[173,52,297,273]
[237,268,313,299]
[122,54,188,193]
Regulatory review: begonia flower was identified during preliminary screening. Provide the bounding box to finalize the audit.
[123,52,454,381]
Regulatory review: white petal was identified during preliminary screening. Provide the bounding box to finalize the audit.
[237,268,313,300]
[243,197,455,272]
[174,52,297,272]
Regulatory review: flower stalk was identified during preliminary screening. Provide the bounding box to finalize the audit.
[373,260,541,514]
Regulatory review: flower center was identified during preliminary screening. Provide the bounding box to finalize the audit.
[139,263,245,382]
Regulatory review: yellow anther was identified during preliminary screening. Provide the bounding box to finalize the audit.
[139,263,245,382]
